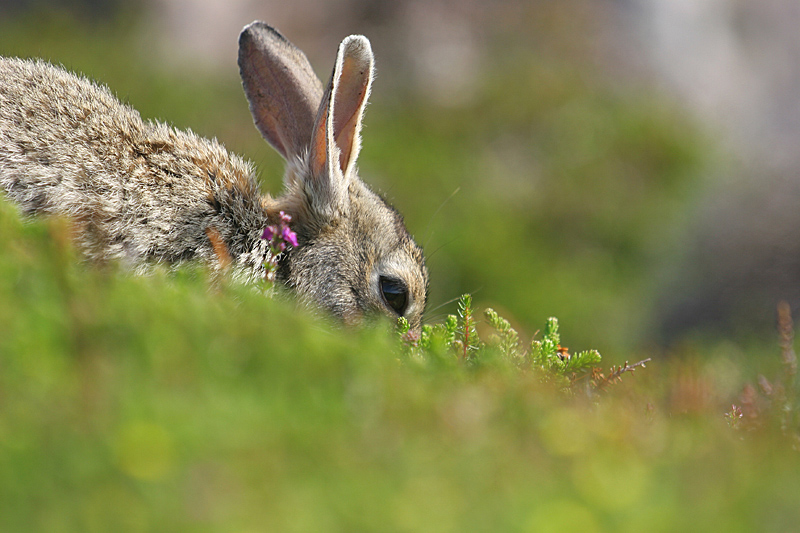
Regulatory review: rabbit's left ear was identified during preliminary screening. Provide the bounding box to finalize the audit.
[238,22,324,162]
[307,35,374,219]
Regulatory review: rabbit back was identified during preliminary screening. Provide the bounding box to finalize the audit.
[0,57,269,275]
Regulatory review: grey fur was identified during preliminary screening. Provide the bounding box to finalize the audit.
[0,21,428,330]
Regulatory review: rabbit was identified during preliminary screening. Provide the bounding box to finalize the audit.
[0,21,428,330]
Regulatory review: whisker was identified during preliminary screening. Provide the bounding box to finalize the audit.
[424,287,484,320]
[424,186,460,248]
[422,313,451,324]
[425,237,458,261]
[382,183,397,197]
[426,295,462,315]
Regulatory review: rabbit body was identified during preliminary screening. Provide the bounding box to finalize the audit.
[0,57,269,280]
[0,22,428,328]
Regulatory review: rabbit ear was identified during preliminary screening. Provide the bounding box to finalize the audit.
[238,22,324,160]
[306,35,374,218]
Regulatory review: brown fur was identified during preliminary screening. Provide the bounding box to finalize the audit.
[0,22,428,329]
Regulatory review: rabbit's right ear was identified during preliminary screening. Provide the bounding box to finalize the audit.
[238,22,324,160]
[305,35,374,221]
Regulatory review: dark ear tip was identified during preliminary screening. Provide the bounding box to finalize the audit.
[239,21,290,49]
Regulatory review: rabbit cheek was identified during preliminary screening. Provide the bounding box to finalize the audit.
[341,306,365,328]
[280,239,365,323]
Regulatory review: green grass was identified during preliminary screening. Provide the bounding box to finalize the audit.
[2,200,800,532]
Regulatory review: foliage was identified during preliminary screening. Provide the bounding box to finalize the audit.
[3,198,800,531]
[399,296,646,395]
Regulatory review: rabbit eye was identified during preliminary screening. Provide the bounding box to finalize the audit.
[379,276,409,316]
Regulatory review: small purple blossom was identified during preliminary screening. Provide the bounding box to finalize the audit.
[261,212,296,249]
[282,226,299,247]
[260,212,298,286]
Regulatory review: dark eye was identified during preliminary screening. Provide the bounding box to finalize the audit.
[380,276,409,316]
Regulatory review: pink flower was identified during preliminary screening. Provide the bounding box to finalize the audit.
[261,213,297,250]
[260,212,297,286]
[282,226,299,247]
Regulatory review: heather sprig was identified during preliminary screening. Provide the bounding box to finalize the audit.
[484,307,521,361]
[455,294,480,360]
[398,294,645,392]
[261,211,298,285]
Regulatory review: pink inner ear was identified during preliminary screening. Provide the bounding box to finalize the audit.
[310,105,330,178]
[335,112,361,174]
[332,54,370,174]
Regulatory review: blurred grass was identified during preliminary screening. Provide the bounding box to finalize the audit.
[2,200,800,532]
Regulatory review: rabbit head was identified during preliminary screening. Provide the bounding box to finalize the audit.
[239,22,428,330]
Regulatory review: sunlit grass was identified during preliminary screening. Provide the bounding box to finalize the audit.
[1,200,800,532]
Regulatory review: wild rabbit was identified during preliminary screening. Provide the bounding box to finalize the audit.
[0,21,428,329]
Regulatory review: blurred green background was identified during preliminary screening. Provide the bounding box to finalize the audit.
[4,2,800,531]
